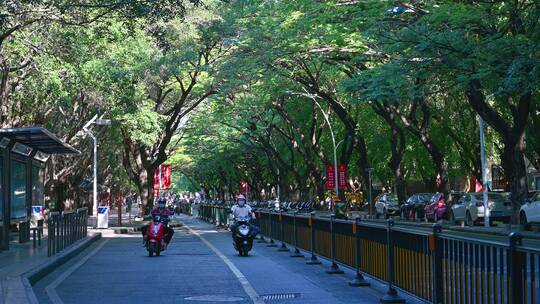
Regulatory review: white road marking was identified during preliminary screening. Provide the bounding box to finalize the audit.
[183,223,264,304]
[45,239,110,304]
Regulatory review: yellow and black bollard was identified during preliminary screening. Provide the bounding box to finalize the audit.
[349,216,370,286]
[325,214,344,274]
[306,211,321,265]
[290,211,304,258]
[277,211,290,252]
[380,219,405,303]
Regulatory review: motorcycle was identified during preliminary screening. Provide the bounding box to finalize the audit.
[145,215,167,257]
[233,216,255,256]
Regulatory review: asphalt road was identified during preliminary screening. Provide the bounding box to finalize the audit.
[33,215,422,304]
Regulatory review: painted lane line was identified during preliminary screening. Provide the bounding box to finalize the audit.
[183,223,264,304]
[45,239,110,304]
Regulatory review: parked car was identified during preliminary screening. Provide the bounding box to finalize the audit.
[424,193,447,222]
[519,191,540,229]
[400,193,434,220]
[449,192,512,226]
[375,193,400,219]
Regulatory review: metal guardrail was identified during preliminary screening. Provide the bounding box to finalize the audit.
[47,207,88,257]
[192,204,540,304]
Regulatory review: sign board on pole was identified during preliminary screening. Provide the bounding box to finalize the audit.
[325,165,335,189]
[240,180,251,194]
[154,167,160,191]
[97,206,109,228]
[162,164,172,189]
[338,164,347,189]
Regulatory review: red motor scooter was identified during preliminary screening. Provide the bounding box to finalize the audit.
[145,215,166,257]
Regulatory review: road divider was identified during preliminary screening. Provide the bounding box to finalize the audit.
[192,204,540,304]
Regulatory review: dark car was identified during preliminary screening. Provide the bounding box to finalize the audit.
[424,193,447,222]
[400,193,434,220]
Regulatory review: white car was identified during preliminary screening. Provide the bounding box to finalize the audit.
[519,191,540,229]
[449,192,512,226]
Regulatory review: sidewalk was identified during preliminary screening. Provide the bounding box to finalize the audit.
[0,230,100,304]
[0,232,53,304]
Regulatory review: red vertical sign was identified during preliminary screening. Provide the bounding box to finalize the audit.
[240,181,251,193]
[325,165,335,189]
[338,164,347,189]
[162,164,172,189]
[154,167,160,196]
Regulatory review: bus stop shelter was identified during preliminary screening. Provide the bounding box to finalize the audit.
[0,127,79,252]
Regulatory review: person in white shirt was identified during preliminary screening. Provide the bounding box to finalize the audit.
[230,195,255,239]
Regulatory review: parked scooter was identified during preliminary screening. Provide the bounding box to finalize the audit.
[232,216,255,256]
[145,214,167,257]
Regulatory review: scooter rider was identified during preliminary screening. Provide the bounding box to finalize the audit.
[142,197,174,247]
[230,195,256,240]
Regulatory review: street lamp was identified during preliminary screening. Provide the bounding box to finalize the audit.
[366,168,374,217]
[78,115,111,217]
[479,94,496,228]
[284,91,344,211]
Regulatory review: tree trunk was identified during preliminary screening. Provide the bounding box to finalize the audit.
[465,81,532,223]
[373,102,407,204]
[395,101,450,198]
[501,135,528,223]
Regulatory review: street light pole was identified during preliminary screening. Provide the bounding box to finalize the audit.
[277,167,280,201]
[284,91,345,211]
[91,132,98,218]
[80,115,111,217]
[311,100,339,211]
[367,168,373,217]
[479,116,490,227]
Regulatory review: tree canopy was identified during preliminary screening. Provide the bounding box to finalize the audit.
[1,0,538,221]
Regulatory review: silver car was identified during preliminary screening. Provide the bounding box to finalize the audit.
[449,192,512,226]
[375,193,400,219]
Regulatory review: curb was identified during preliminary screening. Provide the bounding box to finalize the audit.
[21,233,102,304]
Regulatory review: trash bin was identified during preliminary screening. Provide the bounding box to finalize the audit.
[97,206,109,228]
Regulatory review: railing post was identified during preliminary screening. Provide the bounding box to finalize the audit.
[47,218,52,257]
[306,211,321,265]
[349,216,370,286]
[326,214,343,274]
[277,211,290,252]
[290,211,304,258]
[62,212,66,250]
[267,212,277,247]
[257,211,267,243]
[84,209,88,237]
[431,224,443,303]
[256,211,265,243]
[55,213,60,254]
[508,232,524,304]
[380,219,405,303]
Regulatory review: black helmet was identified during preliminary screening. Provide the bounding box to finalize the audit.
[157,197,167,206]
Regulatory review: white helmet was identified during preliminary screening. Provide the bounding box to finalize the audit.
[237,194,246,206]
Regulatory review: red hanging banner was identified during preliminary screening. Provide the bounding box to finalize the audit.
[325,165,335,189]
[338,164,347,189]
[154,167,160,190]
[161,164,172,189]
[154,167,160,197]
[240,180,251,194]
